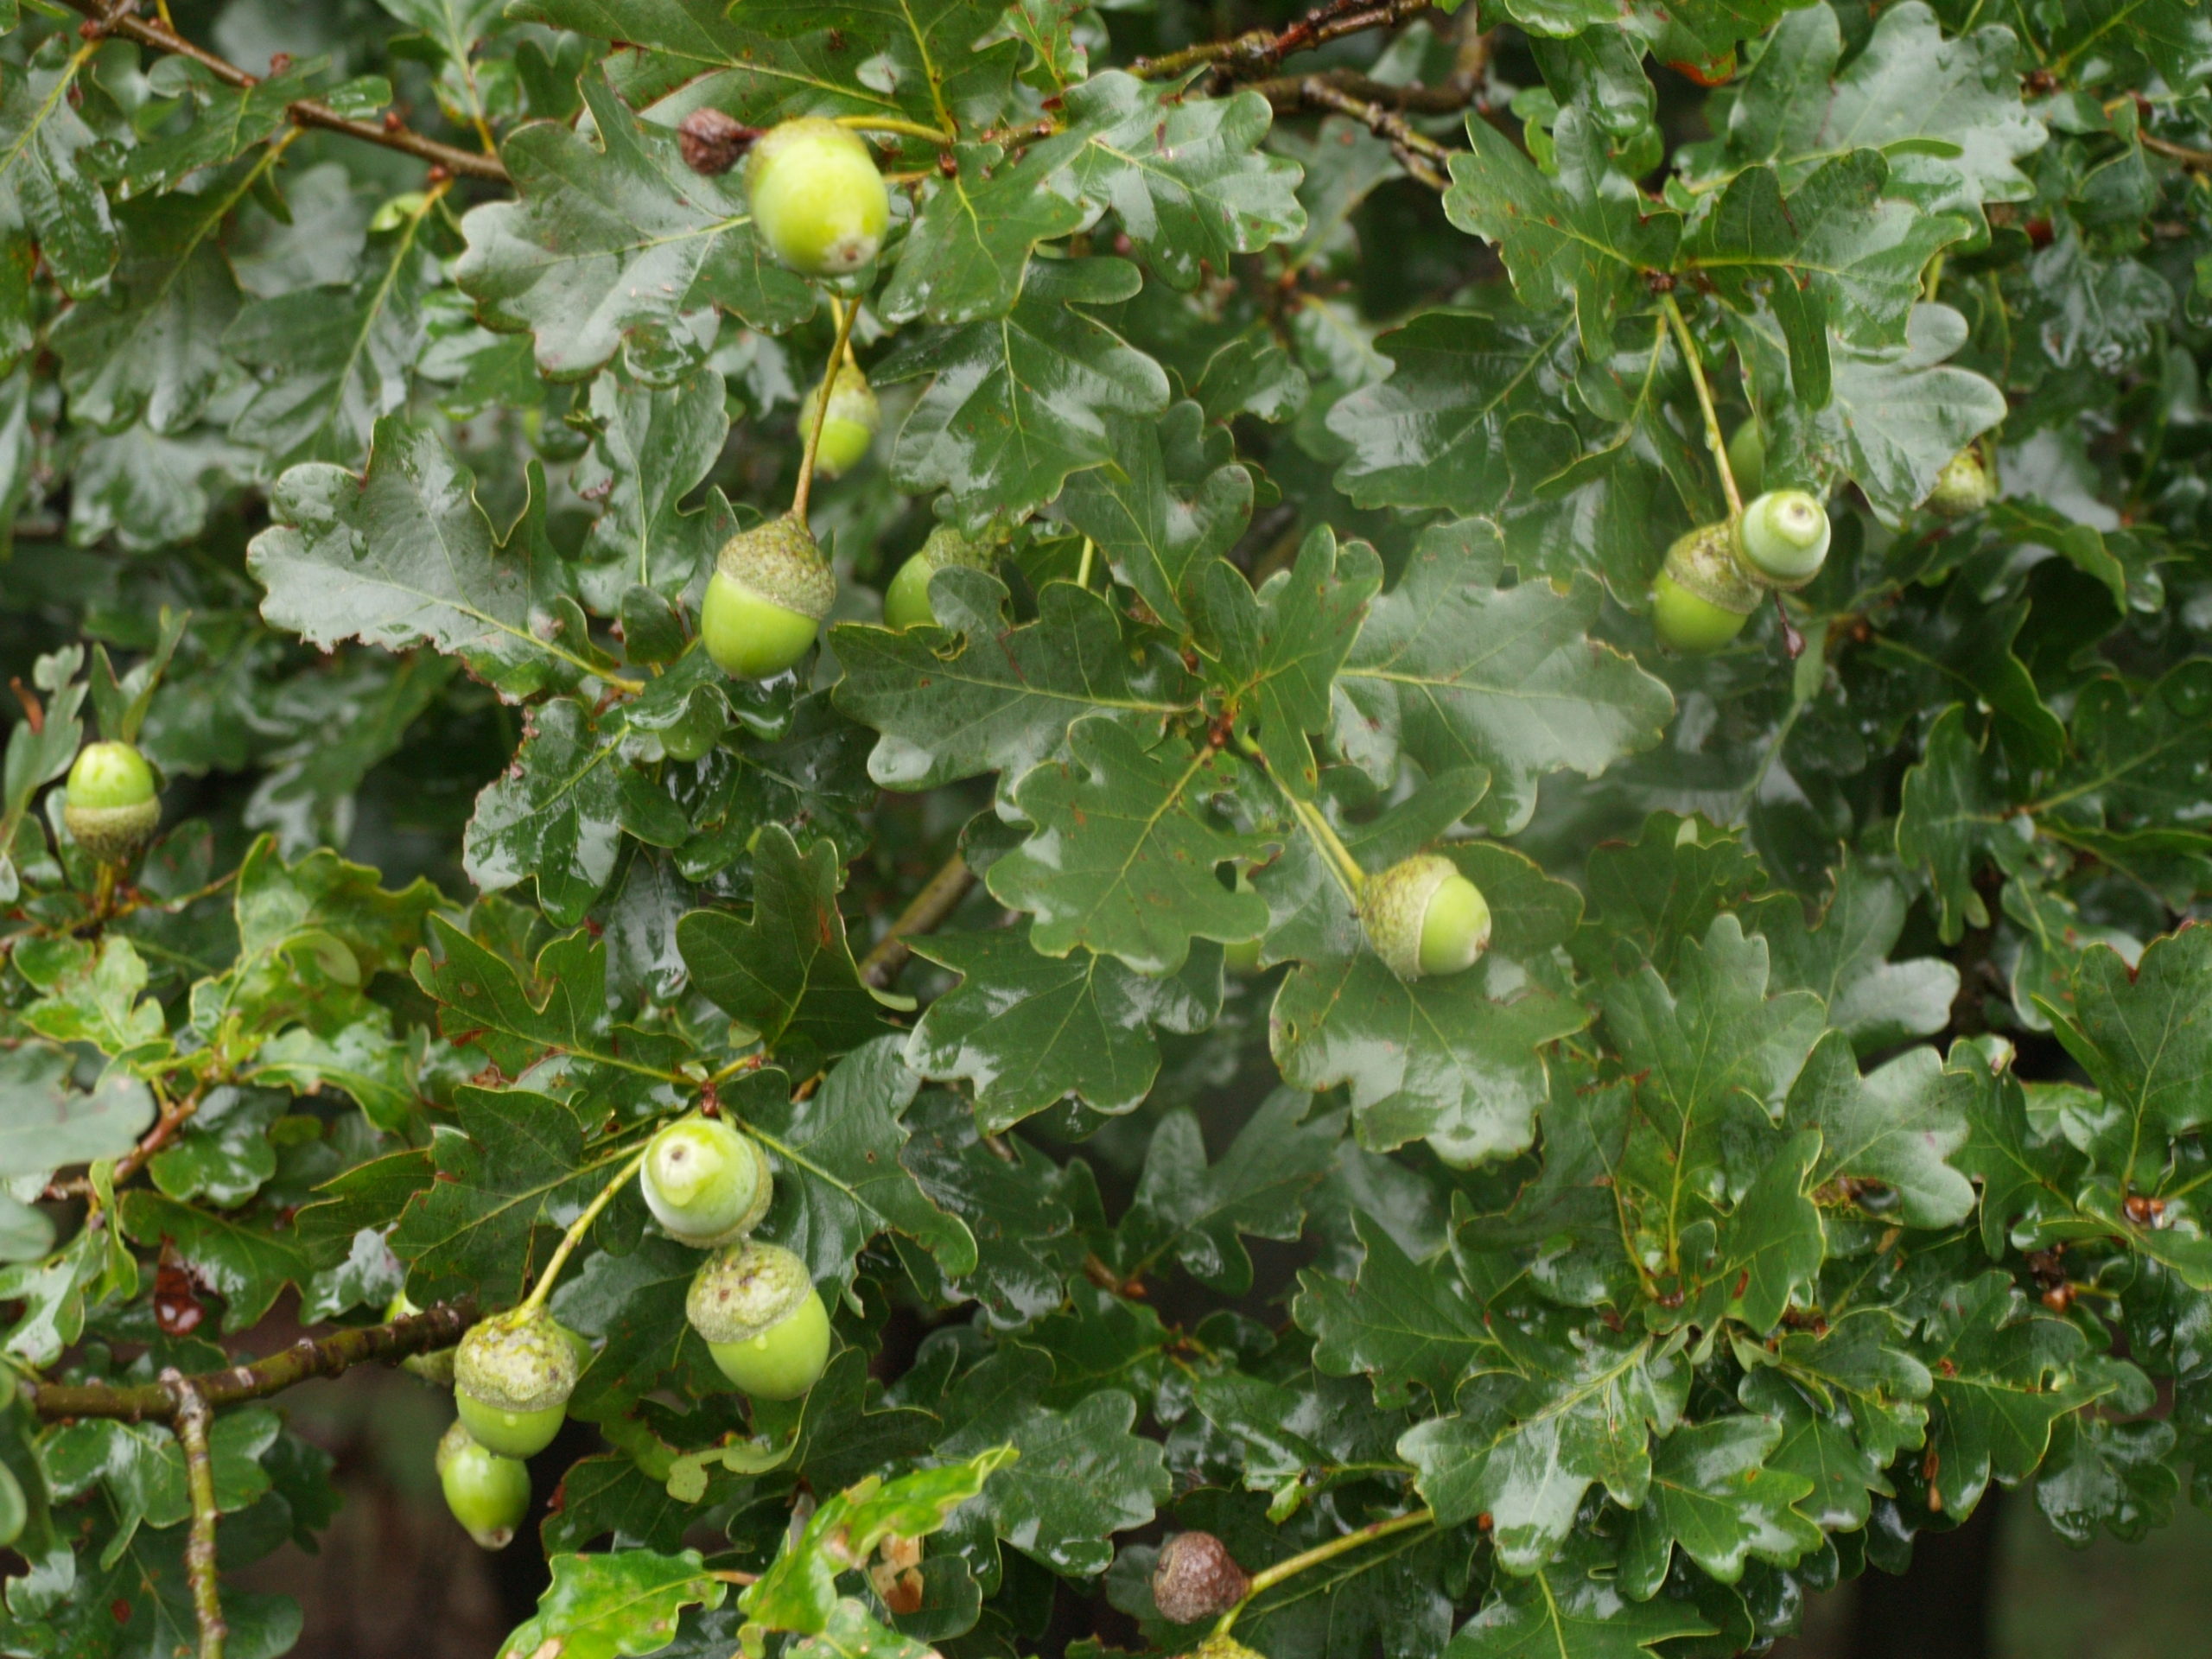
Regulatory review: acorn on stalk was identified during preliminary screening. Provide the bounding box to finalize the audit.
[701,516,837,681]
[1923,447,1995,518]
[882,523,997,631]
[63,741,160,864]
[1360,854,1491,982]
[745,118,890,276]
[686,1240,831,1400]
[436,1420,530,1549]
[453,1307,579,1459]
[798,362,880,480]
[641,1116,773,1248]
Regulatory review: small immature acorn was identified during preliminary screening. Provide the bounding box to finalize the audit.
[701,516,837,681]
[1360,853,1491,982]
[641,1116,772,1248]
[1726,415,1766,500]
[798,362,880,480]
[1923,447,1996,518]
[387,1290,456,1387]
[686,1240,832,1400]
[1190,1637,1268,1659]
[63,741,159,864]
[1734,488,1831,590]
[436,1420,531,1550]
[454,1307,579,1459]
[1152,1531,1252,1624]
[1652,518,1762,654]
[746,117,890,276]
[882,523,996,630]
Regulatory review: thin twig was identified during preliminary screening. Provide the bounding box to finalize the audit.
[60,0,508,183]
[1214,1509,1434,1636]
[2141,132,2212,170]
[1252,66,1478,116]
[165,1372,226,1659]
[1291,77,1454,191]
[1133,0,1433,83]
[791,298,862,524]
[518,1144,652,1317]
[859,855,976,988]
[46,1085,203,1201]
[28,1299,476,1421]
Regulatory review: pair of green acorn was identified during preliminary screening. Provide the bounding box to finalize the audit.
[435,1115,832,1548]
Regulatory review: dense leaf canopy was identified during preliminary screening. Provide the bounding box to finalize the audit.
[0,0,2206,1655]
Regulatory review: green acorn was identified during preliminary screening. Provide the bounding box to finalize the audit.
[701,517,837,681]
[1726,416,1766,500]
[1190,1637,1268,1659]
[454,1308,578,1459]
[686,1241,831,1400]
[798,363,880,480]
[1923,447,1995,518]
[1360,854,1491,982]
[436,1420,530,1550]
[387,1291,456,1387]
[1652,518,1762,654]
[1734,488,1832,590]
[641,1116,773,1248]
[63,741,159,864]
[746,118,890,276]
[882,524,997,631]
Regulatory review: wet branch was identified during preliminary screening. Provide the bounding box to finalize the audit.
[60,0,509,183]
[166,1372,226,1659]
[859,855,977,989]
[28,1299,475,1421]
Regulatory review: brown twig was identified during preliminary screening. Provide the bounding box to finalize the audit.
[60,0,508,183]
[858,855,976,989]
[45,1085,203,1201]
[1289,77,1455,190]
[28,1299,476,1421]
[1132,0,1433,84]
[2141,132,2212,170]
[165,1371,226,1659]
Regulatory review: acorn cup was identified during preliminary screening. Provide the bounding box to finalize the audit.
[745,118,890,276]
[435,1420,531,1550]
[641,1116,773,1248]
[453,1307,579,1459]
[62,741,160,864]
[1360,855,1491,982]
[701,517,838,681]
[686,1241,831,1400]
[1153,1531,1252,1624]
[799,363,880,480]
[882,524,998,631]
[1651,518,1764,654]
[1733,488,1832,591]
[1190,1638,1268,1659]
[1923,447,1995,518]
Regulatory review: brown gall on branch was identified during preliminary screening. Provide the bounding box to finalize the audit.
[27,1298,477,1421]
[60,0,509,183]
[858,853,977,988]
[164,1371,226,1659]
[678,108,763,176]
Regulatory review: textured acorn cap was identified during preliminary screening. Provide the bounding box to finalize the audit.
[1192,1637,1268,1659]
[716,517,836,623]
[1924,448,1995,518]
[803,363,880,432]
[1153,1531,1252,1624]
[686,1241,816,1344]
[63,798,161,864]
[1660,519,1762,617]
[1361,854,1465,982]
[454,1309,579,1414]
[918,523,996,575]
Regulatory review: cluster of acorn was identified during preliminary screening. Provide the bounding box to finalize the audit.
[1652,428,1997,655]
[434,1114,831,1549]
[678,111,1002,683]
